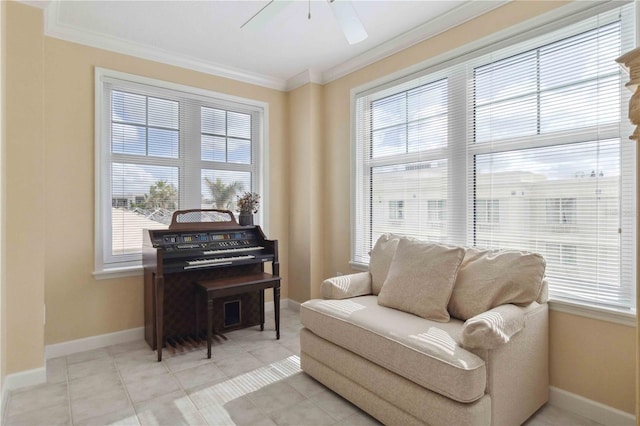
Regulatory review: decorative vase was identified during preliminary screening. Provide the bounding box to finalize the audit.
[238,212,254,226]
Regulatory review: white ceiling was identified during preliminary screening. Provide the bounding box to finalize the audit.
[32,0,508,90]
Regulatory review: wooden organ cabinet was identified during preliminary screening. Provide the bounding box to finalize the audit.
[143,209,280,361]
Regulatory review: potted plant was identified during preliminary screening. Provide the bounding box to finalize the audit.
[236,191,260,226]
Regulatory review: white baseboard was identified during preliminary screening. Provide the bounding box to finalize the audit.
[549,386,636,426]
[265,297,291,313]
[1,381,8,423]
[287,299,301,312]
[3,324,146,397]
[45,326,144,360]
[3,366,46,392]
[46,298,294,359]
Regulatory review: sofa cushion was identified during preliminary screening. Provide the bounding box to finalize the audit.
[448,248,546,320]
[300,295,487,403]
[378,238,465,322]
[369,233,400,295]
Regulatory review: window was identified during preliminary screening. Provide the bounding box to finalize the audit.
[427,200,446,222]
[95,69,266,274]
[476,199,500,224]
[546,243,578,266]
[354,4,636,312]
[388,200,404,220]
[545,198,576,225]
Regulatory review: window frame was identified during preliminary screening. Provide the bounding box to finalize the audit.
[94,68,269,278]
[350,1,637,323]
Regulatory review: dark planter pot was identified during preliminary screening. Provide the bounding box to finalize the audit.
[238,213,254,226]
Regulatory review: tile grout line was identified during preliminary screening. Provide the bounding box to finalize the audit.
[2,386,9,424]
[111,346,146,426]
[161,333,294,425]
[306,393,343,425]
[161,347,213,424]
[64,356,74,426]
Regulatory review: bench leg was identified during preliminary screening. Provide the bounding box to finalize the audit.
[194,290,199,344]
[274,286,280,340]
[207,297,213,359]
[260,289,265,331]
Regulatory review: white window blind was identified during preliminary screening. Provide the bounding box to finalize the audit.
[96,70,263,273]
[353,4,636,311]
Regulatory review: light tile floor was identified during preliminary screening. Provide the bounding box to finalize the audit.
[4,307,601,426]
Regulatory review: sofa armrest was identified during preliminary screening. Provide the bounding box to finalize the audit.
[320,272,372,300]
[460,304,526,350]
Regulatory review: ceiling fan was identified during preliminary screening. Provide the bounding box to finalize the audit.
[241,0,368,45]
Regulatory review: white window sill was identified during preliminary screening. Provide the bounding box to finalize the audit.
[349,261,368,272]
[93,265,143,280]
[348,261,636,327]
[549,299,636,327]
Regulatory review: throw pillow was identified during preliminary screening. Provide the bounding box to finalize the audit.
[369,233,401,295]
[448,248,546,320]
[377,238,465,322]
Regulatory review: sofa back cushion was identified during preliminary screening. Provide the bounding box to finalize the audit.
[369,234,401,295]
[448,248,546,320]
[378,238,465,322]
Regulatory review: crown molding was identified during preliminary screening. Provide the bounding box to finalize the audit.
[37,0,563,92]
[40,0,509,93]
[17,0,50,10]
[285,69,324,92]
[320,0,509,85]
[28,0,625,93]
[42,0,288,91]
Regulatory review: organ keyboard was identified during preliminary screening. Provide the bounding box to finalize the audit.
[185,254,256,269]
[143,209,280,361]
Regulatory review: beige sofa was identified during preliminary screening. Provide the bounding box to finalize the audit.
[300,235,549,426]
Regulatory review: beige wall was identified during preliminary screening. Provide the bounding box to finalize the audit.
[319,0,636,416]
[0,0,7,396]
[550,311,635,413]
[287,83,324,302]
[5,1,45,375]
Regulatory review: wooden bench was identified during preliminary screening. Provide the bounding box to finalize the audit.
[194,272,281,358]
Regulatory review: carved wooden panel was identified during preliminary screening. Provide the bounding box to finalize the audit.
[617,47,640,141]
[615,46,640,420]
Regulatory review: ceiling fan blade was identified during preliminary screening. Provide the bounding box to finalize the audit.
[241,0,292,30]
[328,0,368,45]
